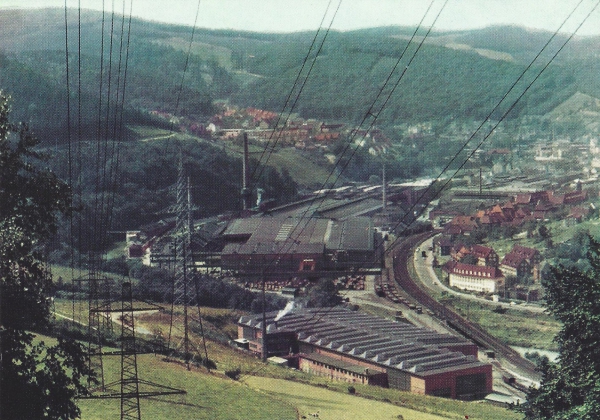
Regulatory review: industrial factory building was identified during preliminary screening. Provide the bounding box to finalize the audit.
[221,216,382,277]
[237,308,492,400]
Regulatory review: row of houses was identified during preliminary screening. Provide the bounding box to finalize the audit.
[437,187,590,236]
[437,241,543,295]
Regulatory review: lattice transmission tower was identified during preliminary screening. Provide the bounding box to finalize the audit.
[167,155,202,369]
[81,281,186,418]
[75,272,114,390]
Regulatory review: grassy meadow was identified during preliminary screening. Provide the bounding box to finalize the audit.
[46,302,524,419]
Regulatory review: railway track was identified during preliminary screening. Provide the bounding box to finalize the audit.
[390,232,541,381]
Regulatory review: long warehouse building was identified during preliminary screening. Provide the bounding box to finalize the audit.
[221,216,382,277]
[237,308,492,400]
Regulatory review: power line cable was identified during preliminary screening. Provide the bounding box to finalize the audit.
[91,0,107,274]
[235,0,445,381]
[255,0,446,279]
[97,0,118,267]
[64,0,77,325]
[249,0,340,185]
[328,0,448,196]
[106,0,134,240]
[105,0,131,237]
[236,1,444,378]
[76,0,84,278]
[290,0,600,345]
[167,0,203,139]
[383,0,594,253]
[235,0,599,380]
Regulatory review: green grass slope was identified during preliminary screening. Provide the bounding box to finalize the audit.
[78,354,298,420]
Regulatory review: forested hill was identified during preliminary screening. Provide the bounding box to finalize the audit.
[229,25,600,123]
[2,8,600,142]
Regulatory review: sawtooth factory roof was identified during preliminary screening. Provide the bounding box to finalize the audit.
[239,308,485,377]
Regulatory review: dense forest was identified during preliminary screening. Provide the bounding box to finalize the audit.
[1,8,600,243]
[231,29,579,122]
[1,9,599,141]
[45,138,298,260]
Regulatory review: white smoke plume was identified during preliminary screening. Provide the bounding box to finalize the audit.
[274,300,295,321]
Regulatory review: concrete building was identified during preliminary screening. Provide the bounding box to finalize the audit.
[238,308,492,400]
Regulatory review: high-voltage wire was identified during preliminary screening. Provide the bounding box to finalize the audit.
[383,0,596,253]
[286,0,600,346]
[254,0,447,281]
[249,0,341,186]
[235,0,445,381]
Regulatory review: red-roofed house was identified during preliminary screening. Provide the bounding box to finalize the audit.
[444,262,505,293]
[450,243,470,262]
[564,190,588,205]
[566,206,590,225]
[447,215,478,234]
[515,193,532,205]
[533,202,554,220]
[500,253,531,279]
[501,244,543,280]
[444,225,465,237]
[511,244,542,266]
[470,245,499,267]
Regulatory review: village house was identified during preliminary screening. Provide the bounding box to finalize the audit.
[450,243,471,262]
[443,261,505,294]
[445,215,478,235]
[500,253,531,280]
[500,244,543,281]
[470,245,499,267]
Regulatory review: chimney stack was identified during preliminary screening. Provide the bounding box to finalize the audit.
[242,132,252,210]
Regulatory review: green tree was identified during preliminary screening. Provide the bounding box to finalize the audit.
[538,224,551,240]
[460,254,479,265]
[522,235,600,419]
[0,92,93,419]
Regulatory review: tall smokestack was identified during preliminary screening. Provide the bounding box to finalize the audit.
[242,132,252,210]
[382,162,387,212]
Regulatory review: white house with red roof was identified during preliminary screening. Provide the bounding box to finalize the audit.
[443,261,505,293]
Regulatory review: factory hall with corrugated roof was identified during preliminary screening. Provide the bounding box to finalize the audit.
[221,216,382,277]
[237,308,492,400]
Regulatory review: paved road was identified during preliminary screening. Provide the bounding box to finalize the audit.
[347,233,538,397]
[391,232,541,384]
[414,236,546,313]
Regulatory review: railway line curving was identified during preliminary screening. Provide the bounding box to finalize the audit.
[390,232,541,381]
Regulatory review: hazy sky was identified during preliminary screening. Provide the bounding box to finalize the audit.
[3,0,600,36]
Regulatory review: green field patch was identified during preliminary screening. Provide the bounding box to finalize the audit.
[78,354,297,420]
[127,125,177,141]
[262,147,339,188]
[244,376,521,420]
[244,376,447,420]
[443,296,559,350]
